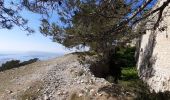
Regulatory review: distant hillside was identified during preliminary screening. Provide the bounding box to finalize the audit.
[0,51,65,66]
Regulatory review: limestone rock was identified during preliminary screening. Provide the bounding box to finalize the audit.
[137,0,170,92]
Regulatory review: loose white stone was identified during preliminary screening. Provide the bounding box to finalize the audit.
[44,94,49,100]
[78,93,83,97]
[6,90,13,94]
[89,89,95,96]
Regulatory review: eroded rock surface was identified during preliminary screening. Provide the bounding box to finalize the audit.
[137,0,170,92]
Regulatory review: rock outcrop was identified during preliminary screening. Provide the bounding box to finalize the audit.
[137,0,170,92]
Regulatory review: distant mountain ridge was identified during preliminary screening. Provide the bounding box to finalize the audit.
[0,51,65,66]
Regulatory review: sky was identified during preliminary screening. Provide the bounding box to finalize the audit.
[0,3,72,54]
[0,0,157,54]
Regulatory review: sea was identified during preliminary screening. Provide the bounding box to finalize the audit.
[0,52,65,66]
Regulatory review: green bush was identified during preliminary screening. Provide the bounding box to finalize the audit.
[115,46,136,68]
[20,58,39,66]
[121,67,138,81]
[0,60,20,71]
[119,67,170,100]
[0,58,39,71]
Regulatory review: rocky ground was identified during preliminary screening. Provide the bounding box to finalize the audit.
[0,54,134,100]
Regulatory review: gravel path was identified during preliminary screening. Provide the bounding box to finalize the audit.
[0,54,133,100]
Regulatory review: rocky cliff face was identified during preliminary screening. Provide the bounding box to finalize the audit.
[137,0,170,92]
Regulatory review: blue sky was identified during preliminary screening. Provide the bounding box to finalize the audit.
[0,7,71,53]
[0,0,157,53]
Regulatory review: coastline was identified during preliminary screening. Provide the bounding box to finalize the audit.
[0,52,64,66]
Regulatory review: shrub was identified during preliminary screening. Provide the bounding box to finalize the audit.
[20,58,39,66]
[0,60,20,71]
[0,58,39,71]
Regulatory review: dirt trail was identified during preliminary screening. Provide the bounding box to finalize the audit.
[0,54,133,100]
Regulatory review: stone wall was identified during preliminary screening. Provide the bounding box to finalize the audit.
[137,0,170,92]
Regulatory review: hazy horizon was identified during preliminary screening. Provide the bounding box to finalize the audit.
[0,0,69,53]
[0,51,66,65]
[0,50,69,54]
